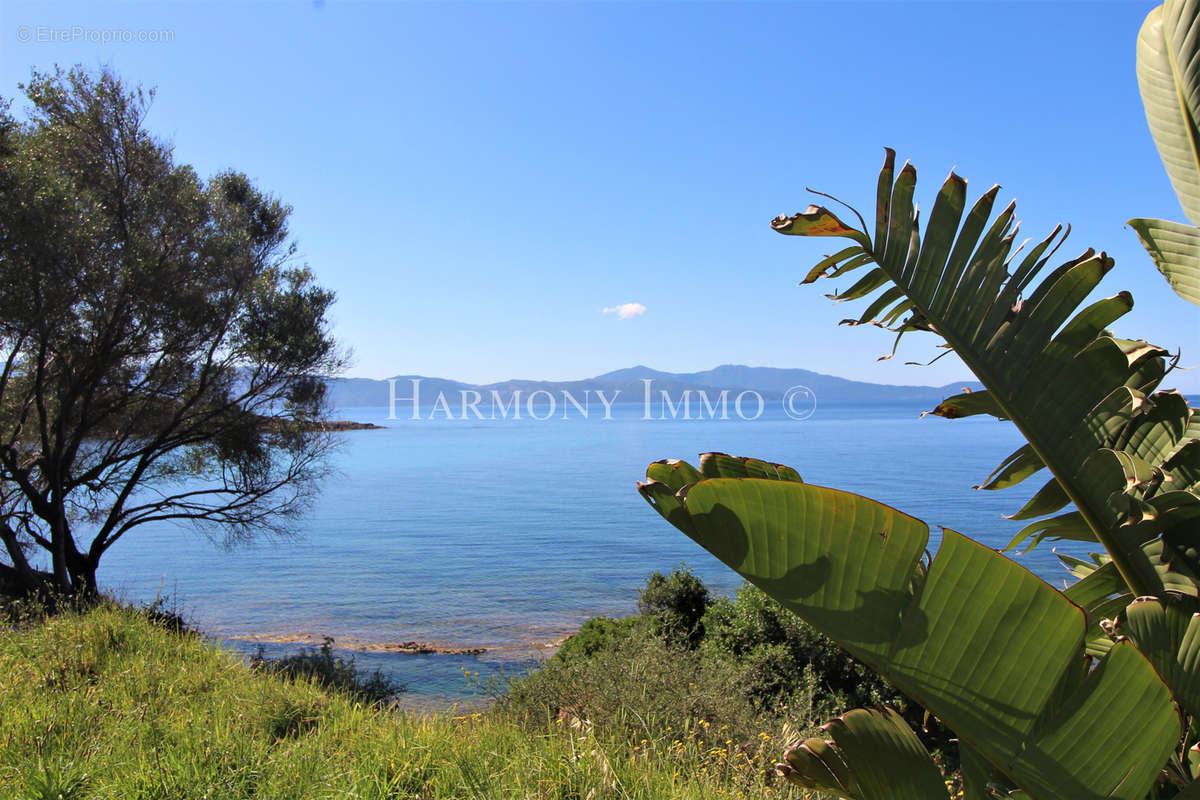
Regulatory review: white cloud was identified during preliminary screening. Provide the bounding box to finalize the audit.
[601,302,647,320]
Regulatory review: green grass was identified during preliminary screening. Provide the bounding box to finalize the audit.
[0,604,827,799]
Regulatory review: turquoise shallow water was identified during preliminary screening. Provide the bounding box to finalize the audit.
[95,400,1087,705]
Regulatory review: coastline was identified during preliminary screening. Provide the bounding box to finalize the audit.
[217,626,575,711]
[312,419,386,431]
[225,630,570,661]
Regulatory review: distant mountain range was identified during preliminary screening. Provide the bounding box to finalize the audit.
[326,365,984,408]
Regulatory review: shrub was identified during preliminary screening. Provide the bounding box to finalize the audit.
[139,595,199,636]
[502,569,916,753]
[501,620,770,740]
[502,568,962,773]
[250,637,404,708]
[553,615,639,663]
[637,565,712,648]
[700,582,903,715]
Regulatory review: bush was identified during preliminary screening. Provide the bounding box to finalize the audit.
[637,565,712,648]
[503,569,883,743]
[553,615,638,663]
[701,582,957,765]
[503,568,960,772]
[139,595,199,636]
[500,619,784,749]
[700,582,903,716]
[250,637,405,708]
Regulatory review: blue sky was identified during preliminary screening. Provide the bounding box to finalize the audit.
[3,1,1198,390]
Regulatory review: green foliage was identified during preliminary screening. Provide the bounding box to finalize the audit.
[771,152,1193,596]
[1133,0,1200,307]
[553,615,639,663]
[700,583,901,716]
[639,134,1200,796]
[139,595,198,637]
[0,65,344,600]
[505,618,748,736]
[250,636,406,709]
[505,569,934,776]
[778,708,948,800]
[638,565,713,648]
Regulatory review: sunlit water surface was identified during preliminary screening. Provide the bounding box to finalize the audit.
[97,402,1084,705]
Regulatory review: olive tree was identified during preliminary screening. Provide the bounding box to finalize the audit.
[0,66,344,600]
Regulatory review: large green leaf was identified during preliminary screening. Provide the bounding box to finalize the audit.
[1060,555,1130,658]
[1117,596,1200,719]
[1136,1,1200,226]
[639,458,1180,800]
[771,151,1189,596]
[1128,217,1200,306]
[1133,0,1200,307]
[777,707,948,800]
[961,743,1031,800]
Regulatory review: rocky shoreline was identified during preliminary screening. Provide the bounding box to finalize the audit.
[228,631,568,657]
[230,632,485,655]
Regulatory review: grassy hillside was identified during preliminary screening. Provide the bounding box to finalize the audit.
[0,603,824,799]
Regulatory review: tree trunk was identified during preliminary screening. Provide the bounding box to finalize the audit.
[47,497,74,595]
[0,524,52,601]
[0,519,97,606]
[69,555,99,600]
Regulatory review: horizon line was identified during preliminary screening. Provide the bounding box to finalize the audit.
[330,363,983,391]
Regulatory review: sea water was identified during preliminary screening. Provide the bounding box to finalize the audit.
[96,401,1085,706]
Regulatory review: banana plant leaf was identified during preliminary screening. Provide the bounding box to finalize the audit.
[1128,218,1200,307]
[1136,0,1200,228]
[771,150,1196,597]
[1060,555,1129,658]
[1117,596,1200,720]
[1132,0,1200,306]
[777,707,948,800]
[639,453,1179,800]
[960,742,1032,800]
